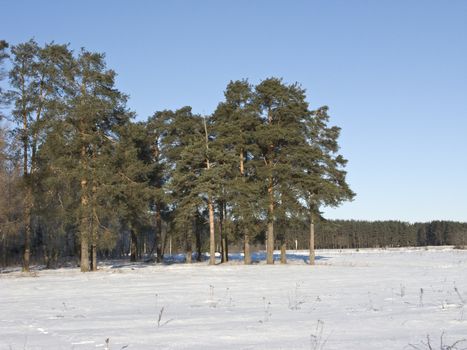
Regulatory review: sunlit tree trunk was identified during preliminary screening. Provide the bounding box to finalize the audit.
[208,199,216,265]
[309,212,315,265]
[244,228,251,265]
[280,241,287,264]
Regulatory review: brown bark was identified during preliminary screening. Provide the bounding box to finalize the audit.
[309,213,315,265]
[244,229,251,264]
[208,199,216,265]
[280,241,287,264]
[91,243,97,271]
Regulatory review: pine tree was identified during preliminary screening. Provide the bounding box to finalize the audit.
[254,78,310,264]
[212,80,261,264]
[155,107,212,263]
[8,40,73,271]
[294,106,355,264]
[59,49,130,271]
[108,121,152,263]
[145,117,168,263]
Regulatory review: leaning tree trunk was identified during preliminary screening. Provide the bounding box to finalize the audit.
[309,213,315,265]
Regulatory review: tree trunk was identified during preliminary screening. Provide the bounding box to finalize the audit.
[208,198,216,265]
[1,233,6,267]
[222,235,228,262]
[91,243,97,271]
[43,243,50,269]
[280,241,287,264]
[155,204,162,263]
[203,118,216,266]
[219,202,224,262]
[240,148,251,265]
[244,228,251,265]
[195,215,202,262]
[223,203,229,262]
[161,223,168,260]
[80,175,90,272]
[22,186,32,272]
[80,230,89,271]
[219,201,229,263]
[186,224,192,264]
[21,103,31,272]
[309,213,315,265]
[266,108,275,265]
[266,177,274,264]
[91,215,97,271]
[90,197,98,271]
[130,227,137,262]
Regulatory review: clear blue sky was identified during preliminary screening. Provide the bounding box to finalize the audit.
[2,0,466,222]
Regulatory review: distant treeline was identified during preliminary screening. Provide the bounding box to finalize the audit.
[309,220,467,249]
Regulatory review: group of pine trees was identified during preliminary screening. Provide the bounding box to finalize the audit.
[1,39,355,272]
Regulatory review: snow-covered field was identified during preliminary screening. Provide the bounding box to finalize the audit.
[1,247,467,350]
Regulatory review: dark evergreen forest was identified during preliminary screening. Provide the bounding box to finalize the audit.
[0,40,465,271]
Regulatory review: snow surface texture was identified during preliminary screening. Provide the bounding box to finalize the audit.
[1,247,467,349]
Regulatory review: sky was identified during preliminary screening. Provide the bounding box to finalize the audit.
[1,0,466,222]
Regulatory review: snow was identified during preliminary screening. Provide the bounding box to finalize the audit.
[1,247,467,349]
